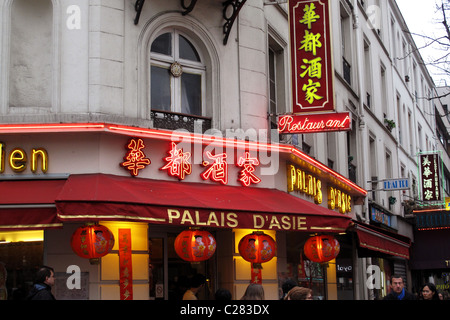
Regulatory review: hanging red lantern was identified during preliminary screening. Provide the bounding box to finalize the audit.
[174,229,216,262]
[238,231,277,268]
[71,223,115,264]
[303,235,340,263]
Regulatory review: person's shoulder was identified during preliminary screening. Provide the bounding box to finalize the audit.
[182,290,197,300]
[404,291,417,300]
[383,293,394,300]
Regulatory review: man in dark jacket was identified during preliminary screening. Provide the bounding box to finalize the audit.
[383,275,416,300]
[27,266,56,300]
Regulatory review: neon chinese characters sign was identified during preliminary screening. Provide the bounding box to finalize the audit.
[289,0,334,113]
[161,142,192,180]
[201,151,228,185]
[237,152,261,187]
[120,140,261,186]
[121,138,151,176]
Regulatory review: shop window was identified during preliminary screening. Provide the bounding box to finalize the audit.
[150,30,210,133]
[0,231,44,300]
[285,232,326,299]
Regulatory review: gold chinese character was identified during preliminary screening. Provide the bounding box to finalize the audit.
[302,79,323,104]
[300,57,323,79]
[300,4,320,29]
[299,30,322,56]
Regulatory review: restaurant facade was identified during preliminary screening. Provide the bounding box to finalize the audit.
[0,122,417,300]
[0,0,419,300]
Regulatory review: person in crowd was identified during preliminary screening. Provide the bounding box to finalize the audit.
[26,266,56,300]
[284,286,313,300]
[215,288,232,300]
[280,279,298,300]
[240,283,265,300]
[419,283,440,300]
[182,273,206,300]
[383,274,416,300]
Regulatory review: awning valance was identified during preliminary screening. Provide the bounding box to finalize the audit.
[355,223,411,259]
[55,174,352,233]
[0,179,65,230]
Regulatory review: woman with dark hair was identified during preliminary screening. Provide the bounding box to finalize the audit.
[419,283,440,300]
[284,286,313,300]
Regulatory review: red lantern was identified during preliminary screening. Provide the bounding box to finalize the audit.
[238,231,277,268]
[303,235,340,263]
[71,224,115,264]
[174,229,216,262]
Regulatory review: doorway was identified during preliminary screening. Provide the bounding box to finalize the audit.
[148,227,216,300]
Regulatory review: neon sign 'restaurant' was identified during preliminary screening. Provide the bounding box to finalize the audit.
[278,112,351,134]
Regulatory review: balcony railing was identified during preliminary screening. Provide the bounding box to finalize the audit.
[151,109,212,133]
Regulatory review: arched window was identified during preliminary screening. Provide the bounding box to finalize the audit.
[150,29,205,117]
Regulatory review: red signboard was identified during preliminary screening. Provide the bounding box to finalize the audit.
[278,112,351,134]
[119,228,133,300]
[289,0,335,113]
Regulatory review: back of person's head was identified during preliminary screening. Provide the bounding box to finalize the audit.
[190,274,206,289]
[284,286,312,300]
[215,288,232,300]
[282,279,298,294]
[34,266,54,284]
[241,283,265,300]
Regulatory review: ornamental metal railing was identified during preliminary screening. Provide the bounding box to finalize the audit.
[151,109,212,133]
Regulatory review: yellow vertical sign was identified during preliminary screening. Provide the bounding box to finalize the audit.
[445,197,450,211]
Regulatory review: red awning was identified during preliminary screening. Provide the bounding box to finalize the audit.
[355,223,411,259]
[0,179,65,230]
[56,174,352,233]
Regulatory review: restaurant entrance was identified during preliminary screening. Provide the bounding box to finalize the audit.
[148,227,217,300]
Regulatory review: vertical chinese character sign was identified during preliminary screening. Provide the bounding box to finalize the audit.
[119,229,133,300]
[289,0,335,113]
[419,153,442,202]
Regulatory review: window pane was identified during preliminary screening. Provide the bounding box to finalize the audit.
[151,33,172,56]
[151,66,171,111]
[181,73,201,116]
[179,35,200,62]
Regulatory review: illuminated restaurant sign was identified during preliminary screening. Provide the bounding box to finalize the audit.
[278,112,351,134]
[121,138,262,187]
[165,208,347,232]
[287,163,352,214]
[418,152,443,202]
[289,0,334,113]
[0,142,48,174]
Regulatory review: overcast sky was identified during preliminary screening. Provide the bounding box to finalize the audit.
[395,0,449,85]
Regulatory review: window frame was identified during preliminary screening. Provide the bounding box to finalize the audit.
[150,29,206,116]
